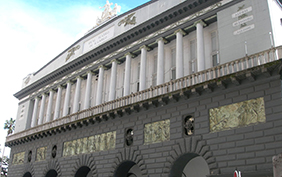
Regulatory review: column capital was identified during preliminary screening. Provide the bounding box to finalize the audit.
[66,80,73,85]
[75,76,83,80]
[156,37,168,44]
[48,89,55,93]
[125,52,135,58]
[174,29,186,36]
[193,19,207,27]
[139,45,151,51]
[98,65,106,70]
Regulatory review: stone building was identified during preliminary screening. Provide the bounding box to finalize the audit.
[5,0,282,176]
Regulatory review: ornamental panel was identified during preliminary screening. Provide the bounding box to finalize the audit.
[12,152,25,165]
[36,147,47,161]
[63,131,116,157]
[209,97,266,132]
[144,119,170,145]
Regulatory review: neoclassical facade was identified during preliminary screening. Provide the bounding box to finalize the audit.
[6,0,282,177]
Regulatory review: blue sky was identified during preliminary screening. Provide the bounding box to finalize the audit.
[0,0,150,157]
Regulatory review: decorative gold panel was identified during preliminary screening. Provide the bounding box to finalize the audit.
[144,119,170,145]
[63,131,116,157]
[209,97,266,132]
[12,152,25,165]
[36,147,47,161]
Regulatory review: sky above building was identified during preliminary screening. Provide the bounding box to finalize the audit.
[0,0,150,157]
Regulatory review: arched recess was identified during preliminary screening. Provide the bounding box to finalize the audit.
[23,172,32,177]
[163,135,218,176]
[45,169,58,177]
[114,160,142,177]
[112,147,147,176]
[169,153,210,177]
[74,166,91,177]
[72,154,97,177]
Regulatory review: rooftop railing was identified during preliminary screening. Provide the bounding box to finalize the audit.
[6,45,282,143]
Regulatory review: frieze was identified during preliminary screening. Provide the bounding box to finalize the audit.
[36,146,47,161]
[209,97,266,132]
[12,151,25,165]
[144,119,170,145]
[63,131,116,157]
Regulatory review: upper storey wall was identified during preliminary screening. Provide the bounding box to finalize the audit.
[20,0,184,89]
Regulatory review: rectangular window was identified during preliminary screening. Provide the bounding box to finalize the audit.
[152,55,157,86]
[211,31,219,67]
[171,48,176,80]
[190,40,196,73]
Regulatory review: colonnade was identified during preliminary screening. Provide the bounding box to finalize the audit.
[30,21,207,128]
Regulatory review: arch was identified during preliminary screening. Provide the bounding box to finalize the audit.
[23,172,32,177]
[45,169,58,177]
[169,153,209,177]
[74,166,91,177]
[114,160,142,177]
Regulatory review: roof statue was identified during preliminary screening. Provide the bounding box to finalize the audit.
[96,1,121,26]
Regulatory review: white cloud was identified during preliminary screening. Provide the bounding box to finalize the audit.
[0,0,102,157]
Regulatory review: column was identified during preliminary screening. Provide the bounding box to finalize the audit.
[195,20,206,72]
[109,59,117,101]
[63,81,72,116]
[140,45,149,91]
[157,38,167,85]
[84,71,93,109]
[45,89,54,123]
[53,86,62,120]
[73,76,82,113]
[124,53,132,96]
[38,93,46,125]
[31,97,39,127]
[96,65,105,105]
[175,29,186,79]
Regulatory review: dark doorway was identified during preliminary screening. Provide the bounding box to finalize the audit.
[75,166,91,177]
[114,161,141,177]
[45,169,58,177]
[23,172,32,177]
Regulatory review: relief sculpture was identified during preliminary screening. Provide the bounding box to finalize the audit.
[63,131,116,157]
[36,147,47,161]
[12,152,25,165]
[209,97,266,132]
[144,119,170,145]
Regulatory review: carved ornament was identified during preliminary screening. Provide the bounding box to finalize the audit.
[66,45,80,62]
[118,13,136,27]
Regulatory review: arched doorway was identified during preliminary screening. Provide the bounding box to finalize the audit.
[23,172,32,177]
[169,153,210,177]
[45,169,58,177]
[114,160,142,177]
[74,166,91,177]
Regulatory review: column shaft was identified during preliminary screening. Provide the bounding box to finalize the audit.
[84,72,92,109]
[96,66,104,105]
[73,77,82,113]
[54,86,62,120]
[140,46,148,91]
[38,94,46,125]
[124,54,131,96]
[157,38,165,85]
[196,21,205,71]
[45,90,54,122]
[63,82,71,116]
[176,30,184,79]
[109,60,117,101]
[31,97,39,127]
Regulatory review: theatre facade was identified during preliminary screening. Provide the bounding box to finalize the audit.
[6,0,282,176]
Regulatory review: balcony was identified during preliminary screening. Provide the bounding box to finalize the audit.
[5,45,282,146]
